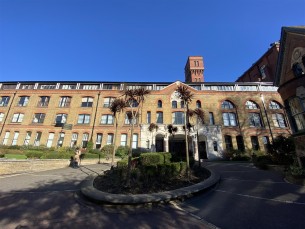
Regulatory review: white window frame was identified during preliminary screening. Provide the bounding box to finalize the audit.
[46,133,55,148]
[12,113,24,123]
[120,134,127,146]
[12,132,19,145]
[24,131,32,146]
[2,131,10,145]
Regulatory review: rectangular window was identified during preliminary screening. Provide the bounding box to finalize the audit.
[125,113,137,125]
[81,97,93,107]
[33,113,46,123]
[61,84,76,89]
[224,135,233,150]
[236,135,245,152]
[78,114,90,124]
[39,84,56,89]
[18,96,29,106]
[96,133,103,149]
[12,132,19,145]
[147,111,151,124]
[55,114,67,124]
[24,131,32,146]
[172,112,185,125]
[2,131,10,145]
[38,96,50,107]
[34,132,42,146]
[103,97,114,108]
[70,133,78,148]
[0,112,4,122]
[132,134,138,149]
[101,115,114,124]
[120,134,127,146]
[249,113,262,127]
[46,133,55,148]
[0,96,10,107]
[82,133,89,148]
[12,113,24,123]
[251,136,260,151]
[156,112,163,124]
[272,113,287,128]
[57,132,65,147]
[59,96,71,107]
[222,112,237,126]
[107,134,113,145]
[209,112,215,125]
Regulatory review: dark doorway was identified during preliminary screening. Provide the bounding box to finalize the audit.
[156,138,164,152]
[199,141,207,159]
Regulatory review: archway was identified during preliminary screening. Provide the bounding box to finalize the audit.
[169,134,192,161]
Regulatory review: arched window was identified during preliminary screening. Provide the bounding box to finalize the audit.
[196,100,201,108]
[245,100,259,109]
[221,100,234,109]
[269,101,281,109]
[172,101,177,108]
[157,100,162,108]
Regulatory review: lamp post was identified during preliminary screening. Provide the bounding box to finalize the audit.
[260,94,274,143]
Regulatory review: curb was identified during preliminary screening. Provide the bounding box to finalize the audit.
[80,168,220,204]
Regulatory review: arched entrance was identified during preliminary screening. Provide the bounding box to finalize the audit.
[155,134,164,152]
[169,134,192,161]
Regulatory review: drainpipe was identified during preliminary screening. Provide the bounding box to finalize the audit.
[0,91,17,138]
[90,92,101,142]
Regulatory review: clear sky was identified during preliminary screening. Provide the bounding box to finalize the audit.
[0,0,304,83]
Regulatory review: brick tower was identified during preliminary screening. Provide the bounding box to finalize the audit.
[184,56,204,83]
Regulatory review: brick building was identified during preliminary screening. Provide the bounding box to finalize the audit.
[0,57,291,160]
[236,42,280,83]
[275,26,305,167]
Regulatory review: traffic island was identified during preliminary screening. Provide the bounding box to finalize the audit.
[80,168,220,205]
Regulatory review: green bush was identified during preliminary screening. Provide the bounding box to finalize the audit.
[0,148,24,155]
[88,149,101,154]
[171,162,181,176]
[231,155,251,161]
[56,147,74,154]
[41,152,72,159]
[180,161,187,174]
[116,146,129,159]
[163,152,172,163]
[117,159,128,168]
[101,145,114,156]
[254,155,272,170]
[289,165,305,177]
[25,151,43,159]
[140,152,164,165]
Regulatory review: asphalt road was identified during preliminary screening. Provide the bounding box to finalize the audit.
[0,163,211,229]
[1,162,304,229]
[178,162,305,229]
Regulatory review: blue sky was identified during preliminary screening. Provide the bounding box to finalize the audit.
[0,0,304,83]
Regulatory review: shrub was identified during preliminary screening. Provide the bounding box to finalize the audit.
[25,151,43,159]
[231,155,251,161]
[88,149,101,154]
[163,152,172,163]
[117,159,128,168]
[101,145,114,157]
[41,152,71,159]
[180,161,187,174]
[289,165,305,177]
[56,147,74,154]
[140,152,164,165]
[171,162,181,176]
[116,146,129,159]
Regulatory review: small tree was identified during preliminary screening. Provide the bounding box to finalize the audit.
[148,123,158,151]
[109,98,126,166]
[176,85,194,172]
[188,108,205,166]
[123,88,150,186]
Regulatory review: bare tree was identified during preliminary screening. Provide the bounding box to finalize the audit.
[109,98,126,166]
[176,85,194,171]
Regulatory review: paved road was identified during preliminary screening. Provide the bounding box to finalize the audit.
[177,162,305,229]
[0,163,211,229]
[1,162,304,229]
